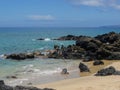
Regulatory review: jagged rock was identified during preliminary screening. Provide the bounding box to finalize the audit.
[79,63,90,72]
[95,66,116,76]
[93,60,104,66]
[95,32,120,44]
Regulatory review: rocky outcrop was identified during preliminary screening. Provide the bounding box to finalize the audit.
[95,32,120,44]
[48,32,120,60]
[95,66,120,76]
[79,63,90,72]
[54,35,78,40]
[5,51,45,60]
[5,53,35,60]
[0,80,54,90]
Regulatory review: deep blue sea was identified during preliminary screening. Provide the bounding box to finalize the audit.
[0,27,120,86]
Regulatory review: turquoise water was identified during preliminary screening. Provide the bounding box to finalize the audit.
[0,27,120,85]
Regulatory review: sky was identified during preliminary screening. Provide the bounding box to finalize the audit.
[0,0,120,27]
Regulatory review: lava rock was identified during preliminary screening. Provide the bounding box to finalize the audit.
[93,60,104,66]
[95,32,120,44]
[79,62,90,72]
[95,66,116,76]
[0,80,4,85]
[61,68,69,74]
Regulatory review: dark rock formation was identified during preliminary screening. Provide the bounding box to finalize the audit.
[93,60,104,66]
[95,32,120,44]
[5,51,45,60]
[0,80,54,90]
[5,53,35,60]
[54,35,78,40]
[95,66,116,76]
[37,38,44,40]
[61,68,69,74]
[79,63,90,72]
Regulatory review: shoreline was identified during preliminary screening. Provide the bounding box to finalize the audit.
[4,59,80,86]
[35,60,120,90]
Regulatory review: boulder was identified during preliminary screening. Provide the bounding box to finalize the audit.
[95,66,116,76]
[79,63,90,72]
[0,80,13,90]
[93,60,104,66]
[61,68,69,74]
[0,80,4,85]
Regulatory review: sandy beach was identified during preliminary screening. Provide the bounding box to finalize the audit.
[36,61,120,90]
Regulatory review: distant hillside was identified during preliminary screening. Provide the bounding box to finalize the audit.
[100,25,120,28]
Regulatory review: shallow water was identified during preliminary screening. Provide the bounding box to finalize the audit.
[0,27,120,85]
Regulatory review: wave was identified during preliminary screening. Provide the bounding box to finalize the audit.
[44,38,51,41]
[0,54,6,59]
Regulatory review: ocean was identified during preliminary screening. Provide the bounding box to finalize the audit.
[0,27,120,86]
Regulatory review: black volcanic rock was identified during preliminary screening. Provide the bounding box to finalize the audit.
[93,60,104,66]
[95,32,120,44]
[6,53,35,60]
[95,66,116,76]
[55,35,78,40]
[0,80,54,90]
[79,62,90,72]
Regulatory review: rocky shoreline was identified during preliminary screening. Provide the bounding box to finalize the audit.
[3,31,120,61]
[48,32,120,60]
[0,80,54,90]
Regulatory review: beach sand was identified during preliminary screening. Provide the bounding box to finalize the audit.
[36,61,120,90]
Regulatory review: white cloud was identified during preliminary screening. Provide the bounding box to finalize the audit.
[69,0,120,10]
[27,15,55,21]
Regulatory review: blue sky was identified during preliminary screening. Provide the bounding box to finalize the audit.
[0,0,120,27]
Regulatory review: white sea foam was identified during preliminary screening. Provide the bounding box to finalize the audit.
[0,54,7,59]
[23,64,34,69]
[44,38,51,41]
[37,68,62,75]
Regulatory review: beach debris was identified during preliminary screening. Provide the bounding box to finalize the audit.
[79,63,90,72]
[0,80,55,90]
[95,66,120,76]
[93,60,104,66]
[61,68,69,74]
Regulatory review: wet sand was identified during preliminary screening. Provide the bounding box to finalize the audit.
[36,61,120,90]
